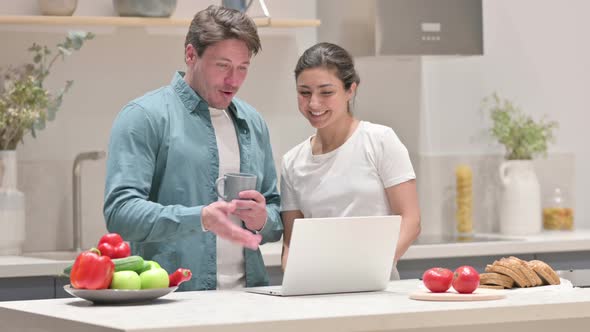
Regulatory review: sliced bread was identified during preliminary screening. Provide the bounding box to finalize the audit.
[528,260,561,285]
[479,272,515,289]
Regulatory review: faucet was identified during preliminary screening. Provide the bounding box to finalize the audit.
[72,151,106,252]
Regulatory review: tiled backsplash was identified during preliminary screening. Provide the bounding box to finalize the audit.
[417,153,575,236]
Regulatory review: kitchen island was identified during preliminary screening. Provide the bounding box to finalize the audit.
[0,279,589,332]
[2,230,590,301]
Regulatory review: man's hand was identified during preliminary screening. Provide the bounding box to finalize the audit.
[232,190,267,232]
[202,201,261,250]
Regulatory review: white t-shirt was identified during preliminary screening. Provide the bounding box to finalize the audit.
[209,107,245,290]
[280,121,415,217]
[280,121,414,280]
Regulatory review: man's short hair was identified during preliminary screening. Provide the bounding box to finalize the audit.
[185,5,261,57]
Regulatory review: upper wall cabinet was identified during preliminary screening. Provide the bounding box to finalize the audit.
[317,0,483,56]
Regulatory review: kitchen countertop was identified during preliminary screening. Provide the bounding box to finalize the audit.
[2,230,589,278]
[261,229,590,265]
[1,279,589,332]
[403,229,590,259]
[0,256,71,278]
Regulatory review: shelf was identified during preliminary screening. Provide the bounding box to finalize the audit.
[0,15,320,28]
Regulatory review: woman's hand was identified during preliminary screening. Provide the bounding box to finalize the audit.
[280,210,304,271]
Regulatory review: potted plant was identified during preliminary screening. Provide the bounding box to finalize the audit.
[482,93,558,235]
[0,31,93,255]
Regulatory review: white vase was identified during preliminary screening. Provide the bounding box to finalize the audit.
[38,0,78,16]
[498,160,542,235]
[0,150,26,255]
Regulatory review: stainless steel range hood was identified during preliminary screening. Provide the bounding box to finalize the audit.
[317,0,483,56]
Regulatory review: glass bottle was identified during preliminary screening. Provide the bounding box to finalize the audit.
[543,187,574,230]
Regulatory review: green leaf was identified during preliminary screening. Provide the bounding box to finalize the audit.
[28,43,42,52]
[69,31,95,41]
[46,106,57,121]
[64,80,73,92]
[33,118,46,131]
[482,93,558,160]
[65,31,95,51]
[57,46,72,57]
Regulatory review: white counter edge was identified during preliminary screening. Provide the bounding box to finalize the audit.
[261,229,590,265]
[3,230,589,277]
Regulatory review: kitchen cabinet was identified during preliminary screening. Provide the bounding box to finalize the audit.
[0,256,71,301]
[54,276,73,299]
[0,276,73,301]
[396,252,590,280]
[0,276,55,301]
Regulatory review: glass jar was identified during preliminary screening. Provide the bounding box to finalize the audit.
[543,187,574,230]
[455,164,473,236]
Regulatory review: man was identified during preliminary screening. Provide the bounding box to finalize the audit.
[103,5,282,291]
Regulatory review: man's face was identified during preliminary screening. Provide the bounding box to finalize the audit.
[185,39,251,109]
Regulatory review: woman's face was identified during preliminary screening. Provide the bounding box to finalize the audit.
[296,67,356,130]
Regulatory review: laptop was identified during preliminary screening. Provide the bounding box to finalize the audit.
[245,215,401,296]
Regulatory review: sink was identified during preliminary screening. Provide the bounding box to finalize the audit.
[22,251,81,261]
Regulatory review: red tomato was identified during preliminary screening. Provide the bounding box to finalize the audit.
[452,265,480,294]
[422,267,454,293]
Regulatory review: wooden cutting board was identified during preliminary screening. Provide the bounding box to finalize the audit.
[409,288,506,301]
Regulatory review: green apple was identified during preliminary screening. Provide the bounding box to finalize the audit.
[110,271,141,290]
[147,260,161,269]
[140,268,169,289]
[137,260,162,274]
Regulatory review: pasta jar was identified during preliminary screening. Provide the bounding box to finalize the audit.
[543,187,574,230]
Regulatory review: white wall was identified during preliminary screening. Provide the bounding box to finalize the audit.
[1,0,318,251]
[421,0,588,229]
[4,0,586,253]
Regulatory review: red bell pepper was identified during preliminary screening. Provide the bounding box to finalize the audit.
[169,268,192,287]
[70,248,115,290]
[97,233,131,259]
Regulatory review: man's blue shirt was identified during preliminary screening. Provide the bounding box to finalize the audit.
[104,72,282,290]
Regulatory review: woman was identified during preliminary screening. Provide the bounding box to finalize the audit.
[280,42,421,279]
